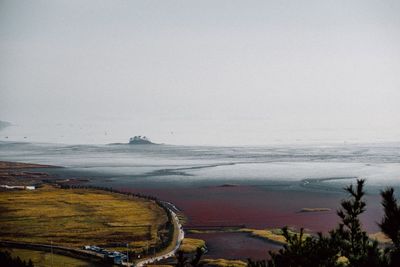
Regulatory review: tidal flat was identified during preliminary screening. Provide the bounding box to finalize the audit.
[1,141,398,260]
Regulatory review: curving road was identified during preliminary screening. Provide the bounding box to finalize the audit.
[134,206,184,267]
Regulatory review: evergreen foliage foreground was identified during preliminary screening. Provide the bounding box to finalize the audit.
[0,251,34,267]
[247,179,400,267]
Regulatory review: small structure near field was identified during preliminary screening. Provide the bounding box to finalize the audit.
[0,185,36,190]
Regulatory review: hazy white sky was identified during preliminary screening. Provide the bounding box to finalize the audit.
[1,0,400,145]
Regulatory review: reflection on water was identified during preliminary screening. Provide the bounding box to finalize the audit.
[187,232,281,260]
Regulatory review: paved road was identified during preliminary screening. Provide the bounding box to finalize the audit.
[134,205,184,267]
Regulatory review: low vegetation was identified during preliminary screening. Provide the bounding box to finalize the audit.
[179,238,206,253]
[0,184,168,252]
[201,258,247,267]
[369,232,392,245]
[239,228,308,245]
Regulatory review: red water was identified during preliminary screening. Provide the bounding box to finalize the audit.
[125,185,382,232]
[122,185,383,259]
[187,232,281,260]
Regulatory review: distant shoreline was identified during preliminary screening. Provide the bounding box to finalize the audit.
[0,161,62,187]
[0,160,60,169]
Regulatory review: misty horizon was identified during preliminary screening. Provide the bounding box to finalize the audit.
[1,1,400,145]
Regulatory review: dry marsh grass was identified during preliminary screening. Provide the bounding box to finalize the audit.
[240,228,309,245]
[202,258,247,267]
[179,238,206,253]
[0,185,168,251]
[369,232,392,244]
[240,228,287,244]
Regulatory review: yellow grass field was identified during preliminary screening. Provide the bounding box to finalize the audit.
[0,185,168,252]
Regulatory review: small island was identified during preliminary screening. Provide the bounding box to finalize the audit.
[129,136,155,145]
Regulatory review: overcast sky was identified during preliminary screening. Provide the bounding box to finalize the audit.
[1,0,400,145]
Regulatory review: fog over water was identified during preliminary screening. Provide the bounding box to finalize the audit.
[1,141,399,192]
[1,1,400,146]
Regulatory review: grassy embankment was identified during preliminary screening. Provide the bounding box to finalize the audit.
[0,184,168,253]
